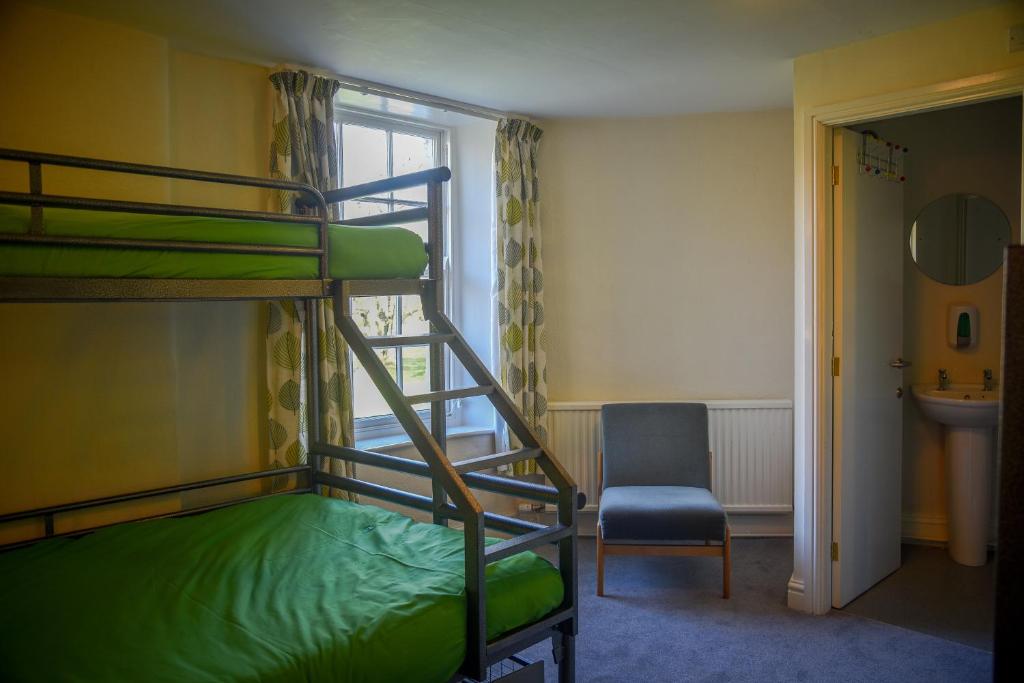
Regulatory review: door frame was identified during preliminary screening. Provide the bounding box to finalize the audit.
[791,65,1024,615]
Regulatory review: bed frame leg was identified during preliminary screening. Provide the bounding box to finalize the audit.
[552,632,575,683]
[723,525,731,599]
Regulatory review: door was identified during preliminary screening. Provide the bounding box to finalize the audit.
[832,128,905,608]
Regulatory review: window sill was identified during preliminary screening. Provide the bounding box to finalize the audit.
[355,425,495,452]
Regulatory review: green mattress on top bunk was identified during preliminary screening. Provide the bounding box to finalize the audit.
[0,494,564,683]
[0,204,429,279]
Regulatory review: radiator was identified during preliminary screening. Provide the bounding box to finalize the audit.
[547,400,793,515]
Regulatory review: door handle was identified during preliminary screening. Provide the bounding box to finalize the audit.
[889,358,912,369]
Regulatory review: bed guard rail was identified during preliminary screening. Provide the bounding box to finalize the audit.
[0,148,332,277]
[295,165,451,225]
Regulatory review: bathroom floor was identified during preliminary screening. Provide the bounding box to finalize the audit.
[841,543,995,651]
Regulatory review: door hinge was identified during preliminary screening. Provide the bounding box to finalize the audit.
[832,165,840,186]
[832,357,840,377]
[831,542,839,561]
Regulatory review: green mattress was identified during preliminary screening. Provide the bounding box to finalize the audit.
[0,204,429,279]
[0,495,564,682]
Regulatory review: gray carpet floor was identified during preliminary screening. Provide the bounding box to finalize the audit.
[523,538,991,682]
[842,543,995,651]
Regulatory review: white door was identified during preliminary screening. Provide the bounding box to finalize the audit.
[832,128,905,608]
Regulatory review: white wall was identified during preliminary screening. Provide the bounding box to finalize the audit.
[854,97,1021,543]
[450,116,499,428]
[539,111,795,402]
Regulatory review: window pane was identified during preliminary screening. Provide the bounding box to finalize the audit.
[342,124,387,187]
[401,345,430,397]
[352,350,396,419]
[393,132,434,203]
[352,295,398,337]
[343,199,391,220]
[400,218,430,244]
[400,294,429,336]
[338,117,447,429]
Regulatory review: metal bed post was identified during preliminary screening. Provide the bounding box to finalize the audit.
[28,161,42,234]
[428,177,449,527]
[305,300,323,495]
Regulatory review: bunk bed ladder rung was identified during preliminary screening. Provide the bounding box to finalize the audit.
[484,523,573,564]
[451,447,543,474]
[365,333,454,347]
[405,385,493,404]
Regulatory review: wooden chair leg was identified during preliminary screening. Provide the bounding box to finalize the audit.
[596,523,605,597]
[722,525,731,599]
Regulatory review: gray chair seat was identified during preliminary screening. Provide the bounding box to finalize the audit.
[599,485,726,543]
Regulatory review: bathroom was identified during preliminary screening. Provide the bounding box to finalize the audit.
[831,96,1020,651]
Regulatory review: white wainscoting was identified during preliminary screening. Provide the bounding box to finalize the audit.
[546,400,794,537]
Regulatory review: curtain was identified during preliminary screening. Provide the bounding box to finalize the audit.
[266,70,355,498]
[495,119,547,476]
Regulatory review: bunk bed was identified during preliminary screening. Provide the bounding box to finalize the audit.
[0,148,580,683]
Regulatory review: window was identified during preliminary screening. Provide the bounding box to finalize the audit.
[336,110,451,432]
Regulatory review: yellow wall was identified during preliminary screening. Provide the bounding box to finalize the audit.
[0,2,271,540]
[794,3,1024,111]
[540,110,794,401]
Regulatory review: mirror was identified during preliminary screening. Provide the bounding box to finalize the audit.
[909,193,1011,285]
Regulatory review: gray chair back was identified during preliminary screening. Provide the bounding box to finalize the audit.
[601,403,710,490]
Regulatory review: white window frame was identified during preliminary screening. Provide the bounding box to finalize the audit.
[334,107,459,439]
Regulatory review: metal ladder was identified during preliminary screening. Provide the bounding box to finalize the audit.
[325,277,578,682]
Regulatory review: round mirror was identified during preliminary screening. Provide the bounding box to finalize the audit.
[909,194,1011,285]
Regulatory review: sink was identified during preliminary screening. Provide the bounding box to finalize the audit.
[912,384,999,427]
[912,383,1000,567]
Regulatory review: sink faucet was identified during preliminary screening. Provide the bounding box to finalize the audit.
[983,369,994,391]
[938,368,950,390]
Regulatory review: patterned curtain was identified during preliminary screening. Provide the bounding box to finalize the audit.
[266,70,354,498]
[495,119,547,476]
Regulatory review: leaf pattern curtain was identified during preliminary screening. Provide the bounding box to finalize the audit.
[495,119,547,475]
[266,70,354,498]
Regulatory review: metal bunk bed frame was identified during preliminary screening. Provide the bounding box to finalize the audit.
[0,148,579,683]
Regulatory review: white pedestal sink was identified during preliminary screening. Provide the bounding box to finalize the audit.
[912,384,999,566]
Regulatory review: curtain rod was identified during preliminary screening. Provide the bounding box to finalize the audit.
[275,63,524,123]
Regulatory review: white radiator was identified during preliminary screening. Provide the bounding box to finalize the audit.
[547,400,793,516]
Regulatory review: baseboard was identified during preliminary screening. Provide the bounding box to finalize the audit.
[787,575,809,612]
[901,513,948,543]
[519,505,793,538]
[901,513,998,549]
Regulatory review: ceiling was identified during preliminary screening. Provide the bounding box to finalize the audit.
[32,0,1003,117]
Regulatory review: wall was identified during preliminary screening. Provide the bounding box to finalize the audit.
[0,2,271,541]
[448,114,497,429]
[790,0,1024,613]
[855,98,1021,543]
[539,110,795,402]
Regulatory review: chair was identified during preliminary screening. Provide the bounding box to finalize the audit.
[596,403,731,598]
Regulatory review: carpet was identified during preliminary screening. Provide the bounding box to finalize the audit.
[523,538,991,682]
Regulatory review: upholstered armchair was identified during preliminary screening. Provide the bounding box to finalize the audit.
[596,403,731,598]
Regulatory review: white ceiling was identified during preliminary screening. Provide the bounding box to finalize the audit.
[33,0,1004,117]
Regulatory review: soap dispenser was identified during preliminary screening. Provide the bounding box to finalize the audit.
[948,304,978,349]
